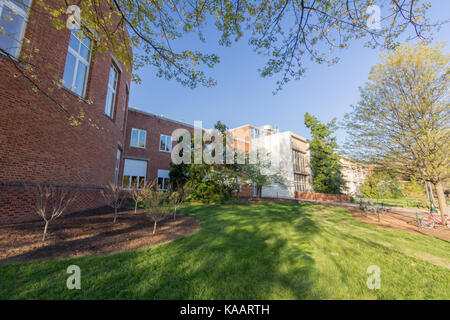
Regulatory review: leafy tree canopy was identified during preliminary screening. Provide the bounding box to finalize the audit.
[29,0,442,92]
[344,42,449,216]
[169,120,284,202]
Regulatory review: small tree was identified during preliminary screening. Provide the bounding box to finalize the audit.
[31,184,78,241]
[142,189,172,234]
[168,185,191,220]
[101,183,126,223]
[129,180,155,213]
[243,151,286,198]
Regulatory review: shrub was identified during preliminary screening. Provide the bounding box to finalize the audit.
[186,181,232,203]
[360,170,402,199]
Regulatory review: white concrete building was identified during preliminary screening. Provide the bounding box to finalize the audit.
[339,158,369,196]
[251,129,312,198]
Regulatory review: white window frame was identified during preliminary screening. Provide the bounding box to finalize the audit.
[122,159,147,190]
[114,149,121,187]
[123,175,146,190]
[130,128,147,149]
[63,29,92,97]
[0,0,32,59]
[157,169,170,191]
[105,63,119,119]
[159,134,172,153]
[251,127,261,140]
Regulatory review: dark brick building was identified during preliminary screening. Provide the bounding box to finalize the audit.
[0,0,132,224]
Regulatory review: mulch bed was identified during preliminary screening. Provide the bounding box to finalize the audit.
[348,207,450,241]
[0,207,200,264]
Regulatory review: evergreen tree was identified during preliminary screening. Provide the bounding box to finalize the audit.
[304,113,346,194]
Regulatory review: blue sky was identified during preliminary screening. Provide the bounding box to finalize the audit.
[129,1,450,146]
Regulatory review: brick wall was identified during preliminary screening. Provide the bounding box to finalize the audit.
[234,184,253,198]
[229,125,251,153]
[0,1,132,224]
[122,109,195,186]
[294,192,351,203]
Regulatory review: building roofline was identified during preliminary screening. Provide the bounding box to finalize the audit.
[128,107,194,128]
[229,124,254,131]
[287,131,308,143]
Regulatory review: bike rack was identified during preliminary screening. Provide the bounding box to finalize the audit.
[416,212,421,230]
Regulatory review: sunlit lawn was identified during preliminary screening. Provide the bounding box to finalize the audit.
[0,202,449,299]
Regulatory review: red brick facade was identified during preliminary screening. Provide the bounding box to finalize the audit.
[294,192,351,203]
[0,1,132,224]
[121,108,194,188]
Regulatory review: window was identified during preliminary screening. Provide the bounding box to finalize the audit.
[159,134,172,152]
[105,64,119,118]
[293,150,306,173]
[157,169,170,191]
[251,127,261,140]
[0,0,31,58]
[62,29,91,97]
[294,174,307,192]
[114,149,121,187]
[121,86,129,131]
[122,159,147,189]
[130,128,146,148]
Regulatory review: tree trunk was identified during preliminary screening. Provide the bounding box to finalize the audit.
[134,202,138,213]
[173,207,177,220]
[153,221,157,234]
[42,221,49,241]
[434,182,448,221]
[113,208,117,223]
[424,181,430,207]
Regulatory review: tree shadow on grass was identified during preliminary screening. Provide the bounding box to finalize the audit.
[86,202,319,299]
[2,202,321,299]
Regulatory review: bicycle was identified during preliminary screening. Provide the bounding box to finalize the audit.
[419,212,450,230]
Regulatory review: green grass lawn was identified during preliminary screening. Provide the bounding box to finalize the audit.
[0,202,449,299]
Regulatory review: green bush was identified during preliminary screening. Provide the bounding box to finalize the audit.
[360,170,402,199]
[186,181,232,203]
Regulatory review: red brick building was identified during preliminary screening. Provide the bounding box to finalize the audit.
[0,0,132,224]
[121,108,194,191]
